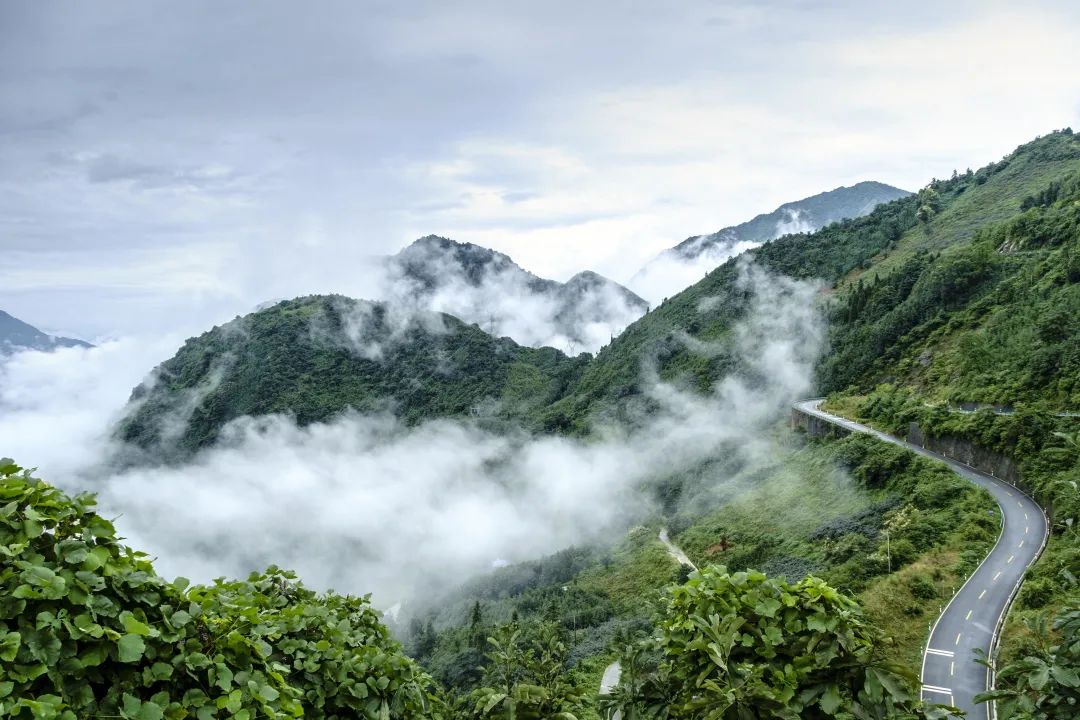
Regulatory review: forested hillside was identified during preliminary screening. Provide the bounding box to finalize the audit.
[542,130,1080,432]
[813,133,1080,715]
[117,296,587,459]
[118,131,1080,453]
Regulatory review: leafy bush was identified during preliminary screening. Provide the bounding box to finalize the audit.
[605,566,950,719]
[0,460,443,719]
[976,606,1080,719]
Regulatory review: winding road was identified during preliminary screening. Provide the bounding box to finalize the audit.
[794,399,1049,719]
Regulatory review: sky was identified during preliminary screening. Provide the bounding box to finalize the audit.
[2,0,1080,340]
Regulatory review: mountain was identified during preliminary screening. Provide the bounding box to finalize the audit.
[546,131,1080,431]
[384,235,648,353]
[0,309,92,354]
[629,181,911,303]
[118,132,1080,453]
[116,295,587,460]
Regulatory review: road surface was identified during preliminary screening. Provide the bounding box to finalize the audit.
[599,529,696,707]
[794,399,1049,719]
[659,528,697,570]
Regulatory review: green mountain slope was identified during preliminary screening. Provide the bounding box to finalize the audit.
[117,295,587,459]
[541,130,1080,431]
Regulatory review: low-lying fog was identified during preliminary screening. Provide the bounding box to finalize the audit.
[0,263,822,607]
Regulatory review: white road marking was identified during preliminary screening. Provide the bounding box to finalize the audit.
[950,661,955,676]
[1025,512,1029,520]
[993,571,1002,581]
[1018,501,1023,508]
[965,609,973,620]
[922,684,953,695]
[926,648,955,657]
[1019,539,1025,547]
[955,632,962,646]
[1007,555,1014,563]
[978,589,987,599]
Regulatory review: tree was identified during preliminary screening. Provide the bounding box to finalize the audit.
[464,623,585,720]
[614,566,952,719]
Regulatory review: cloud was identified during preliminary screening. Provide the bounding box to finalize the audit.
[5,2,1080,340]
[0,262,823,608]
[378,239,646,354]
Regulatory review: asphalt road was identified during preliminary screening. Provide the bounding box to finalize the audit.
[795,400,1049,719]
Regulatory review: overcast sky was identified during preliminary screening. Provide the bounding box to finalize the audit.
[3,0,1079,340]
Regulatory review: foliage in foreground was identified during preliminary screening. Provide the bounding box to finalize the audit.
[603,566,951,720]
[0,460,442,720]
[975,606,1080,719]
[459,623,587,720]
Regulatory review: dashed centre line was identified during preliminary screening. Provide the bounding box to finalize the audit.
[965,609,973,620]
[978,589,987,599]
[1008,555,1015,563]
[955,632,962,646]
[993,571,1002,581]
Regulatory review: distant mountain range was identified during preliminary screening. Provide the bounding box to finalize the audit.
[0,310,92,355]
[382,235,648,354]
[629,181,910,302]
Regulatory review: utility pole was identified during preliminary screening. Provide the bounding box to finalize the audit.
[886,530,891,574]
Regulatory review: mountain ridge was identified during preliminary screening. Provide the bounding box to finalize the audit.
[0,309,93,354]
[629,180,910,302]
[385,235,648,353]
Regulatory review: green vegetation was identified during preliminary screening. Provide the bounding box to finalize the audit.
[604,567,945,719]
[117,132,1080,449]
[975,605,1080,719]
[803,134,1080,714]
[405,432,996,710]
[95,129,1079,715]
[5,448,976,719]
[117,296,588,459]
[0,460,443,719]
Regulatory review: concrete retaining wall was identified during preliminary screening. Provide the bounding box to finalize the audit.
[791,407,1026,489]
